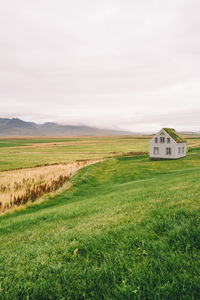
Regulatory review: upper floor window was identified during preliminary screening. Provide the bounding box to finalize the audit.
[155,138,158,143]
[166,147,171,155]
[167,138,170,143]
[153,147,159,155]
[160,137,165,143]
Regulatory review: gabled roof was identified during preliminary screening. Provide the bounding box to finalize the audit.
[163,128,186,143]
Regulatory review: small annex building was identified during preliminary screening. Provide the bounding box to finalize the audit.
[149,128,187,160]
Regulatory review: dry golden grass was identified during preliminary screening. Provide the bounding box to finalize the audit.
[0,159,102,212]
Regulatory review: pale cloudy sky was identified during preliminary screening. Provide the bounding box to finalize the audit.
[0,0,200,132]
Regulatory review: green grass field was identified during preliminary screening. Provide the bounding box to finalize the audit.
[0,136,199,171]
[0,136,150,171]
[0,137,200,299]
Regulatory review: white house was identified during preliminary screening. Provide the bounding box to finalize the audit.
[149,128,187,160]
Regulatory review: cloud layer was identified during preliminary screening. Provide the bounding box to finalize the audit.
[0,0,200,132]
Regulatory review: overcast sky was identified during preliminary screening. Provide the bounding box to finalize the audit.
[0,0,200,132]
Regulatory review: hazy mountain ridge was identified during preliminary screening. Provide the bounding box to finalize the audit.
[0,118,133,136]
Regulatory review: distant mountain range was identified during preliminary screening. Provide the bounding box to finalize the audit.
[0,118,134,136]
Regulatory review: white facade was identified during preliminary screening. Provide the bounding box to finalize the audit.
[149,129,187,160]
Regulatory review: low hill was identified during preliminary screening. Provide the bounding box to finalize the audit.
[0,152,200,298]
[0,118,133,136]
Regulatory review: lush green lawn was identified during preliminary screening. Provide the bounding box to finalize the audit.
[0,150,200,299]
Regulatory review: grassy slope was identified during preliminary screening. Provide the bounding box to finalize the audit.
[0,152,200,299]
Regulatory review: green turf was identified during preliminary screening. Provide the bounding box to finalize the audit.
[0,151,200,299]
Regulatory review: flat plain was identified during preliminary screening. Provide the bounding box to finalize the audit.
[0,136,150,170]
[0,136,200,299]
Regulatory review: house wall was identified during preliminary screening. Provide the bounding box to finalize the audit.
[149,129,187,159]
[176,142,187,158]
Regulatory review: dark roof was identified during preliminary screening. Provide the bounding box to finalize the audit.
[163,128,187,143]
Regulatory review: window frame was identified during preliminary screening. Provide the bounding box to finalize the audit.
[160,137,165,143]
[166,147,172,155]
[153,147,159,155]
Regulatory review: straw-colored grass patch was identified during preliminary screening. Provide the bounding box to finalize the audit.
[0,159,102,212]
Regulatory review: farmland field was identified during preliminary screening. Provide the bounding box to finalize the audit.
[0,135,199,171]
[0,136,200,299]
[0,136,151,170]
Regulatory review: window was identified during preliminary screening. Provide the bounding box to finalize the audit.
[155,138,158,143]
[166,147,171,155]
[160,137,165,143]
[178,147,181,155]
[182,147,185,154]
[153,147,159,155]
[167,138,170,143]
